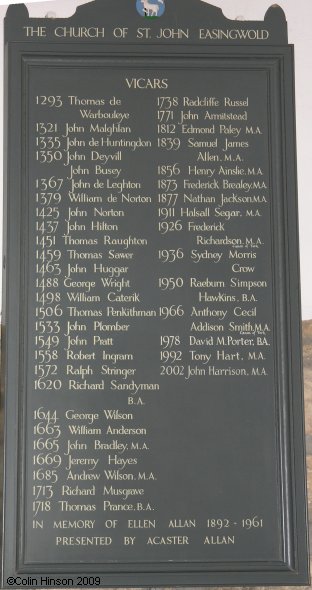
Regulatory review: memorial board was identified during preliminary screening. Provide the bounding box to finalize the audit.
[1,0,309,586]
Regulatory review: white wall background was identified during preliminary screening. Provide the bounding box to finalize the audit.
[0,0,311,319]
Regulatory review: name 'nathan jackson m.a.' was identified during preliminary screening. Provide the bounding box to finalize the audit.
[1,0,309,587]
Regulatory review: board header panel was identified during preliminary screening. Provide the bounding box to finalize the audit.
[5,0,288,45]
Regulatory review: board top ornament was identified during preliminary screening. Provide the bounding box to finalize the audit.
[5,0,288,45]
[136,0,166,18]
